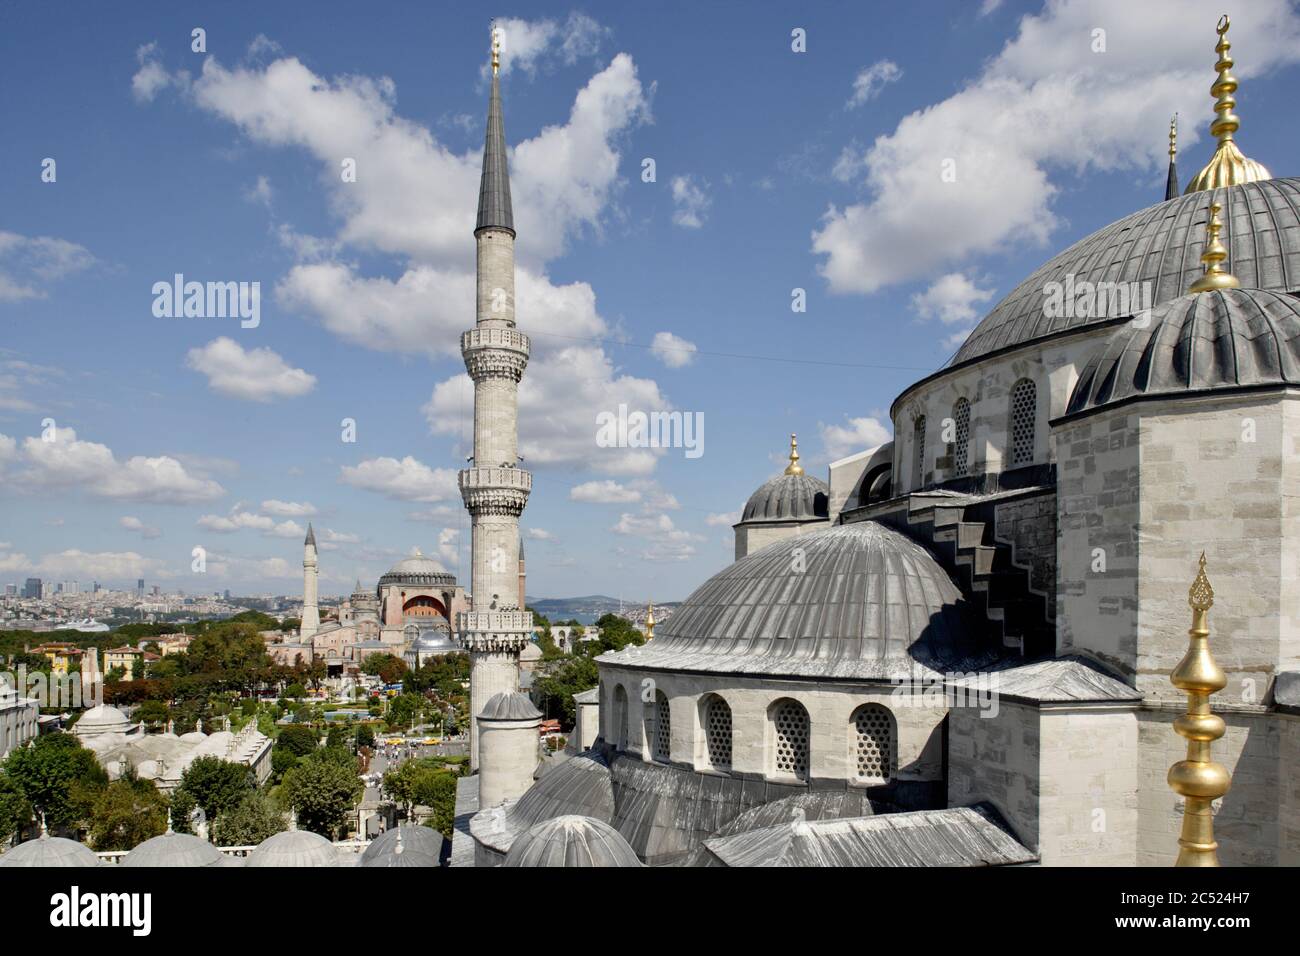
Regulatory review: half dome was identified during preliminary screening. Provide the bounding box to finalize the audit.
[600,521,997,680]
[950,179,1300,367]
[1066,288,1300,416]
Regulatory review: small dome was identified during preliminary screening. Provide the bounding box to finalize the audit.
[520,642,543,662]
[478,691,541,721]
[0,836,100,868]
[361,825,444,868]
[122,831,223,868]
[1067,288,1300,416]
[504,815,640,867]
[245,830,340,868]
[741,472,829,523]
[379,550,457,588]
[73,704,134,738]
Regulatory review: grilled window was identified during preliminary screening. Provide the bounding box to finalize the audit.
[771,699,810,780]
[913,415,927,488]
[704,696,732,769]
[1010,379,1036,466]
[852,704,897,783]
[953,398,971,476]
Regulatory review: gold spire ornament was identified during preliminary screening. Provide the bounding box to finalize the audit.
[1167,553,1232,866]
[1188,202,1240,293]
[491,20,501,76]
[784,433,804,476]
[645,603,655,640]
[1169,114,1178,160]
[1184,15,1272,194]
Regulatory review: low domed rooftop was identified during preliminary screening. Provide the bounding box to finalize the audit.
[0,836,100,868]
[361,825,444,868]
[379,550,456,588]
[504,815,640,868]
[740,435,829,524]
[600,521,1000,680]
[73,703,134,738]
[1066,287,1300,416]
[122,831,223,868]
[245,830,340,868]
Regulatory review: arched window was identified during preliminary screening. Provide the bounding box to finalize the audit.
[770,699,810,780]
[703,695,732,770]
[613,685,629,750]
[851,704,897,783]
[651,691,671,761]
[1009,379,1036,466]
[912,415,927,489]
[952,398,971,476]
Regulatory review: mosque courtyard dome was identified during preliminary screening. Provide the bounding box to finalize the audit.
[379,550,457,588]
[601,521,1000,680]
[0,836,101,867]
[72,703,135,738]
[947,178,1300,368]
[503,815,641,868]
[740,434,829,523]
[245,829,343,868]
[121,831,224,868]
[1066,287,1300,417]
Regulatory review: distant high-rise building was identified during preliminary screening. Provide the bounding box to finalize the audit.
[93,581,100,593]
[62,581,78,595]
[136,578,145,598]
[224,589,231,601]
[151,585,159,596]
[24,578,41,599]
[4,584,16,597]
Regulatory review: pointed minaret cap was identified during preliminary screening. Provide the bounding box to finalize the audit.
[476,22,515,236]
[304,523,316,547]
[1164,115,1181,202]
[1189,202,1241,293]
[1184,15,1272,194]
[784,433,804,476]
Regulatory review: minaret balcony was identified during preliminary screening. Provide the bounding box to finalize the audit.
[457,609,534,652]
[462,328,530,381]
[458,466,531,516]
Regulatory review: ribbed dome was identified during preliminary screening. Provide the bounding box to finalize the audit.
[73,703,134,738]
[741,472,829,523]
[951,179,1300,366]
[360,824,444,868]
[503,815,640,868]
[379,550,456,588]
[478,691,542,721]
[1067,288,1300,415]
[245,830,340,868]
[0,836,100,867]
[602,522,996,680]
[121,831,223,868]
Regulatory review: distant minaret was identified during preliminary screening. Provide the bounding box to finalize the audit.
[301,523,320,641]
[1165,115,1180,201]
[457,24,535,772]
[517,534,526,611]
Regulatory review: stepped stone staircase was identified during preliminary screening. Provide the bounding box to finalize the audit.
[850,491,1055,659]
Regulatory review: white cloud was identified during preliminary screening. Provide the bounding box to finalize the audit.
[569,479,641,504]
[339,456,458,502]
[611,511,701,562]
[670,174,711,229]
[131,42,188,103]
[21,549,172,582]
[910,273,996,325]
[0,232,96,302]
[847,60,902,108]
[2,427,225,505]
[261,499,317,517]
[185,337,316,402]
[196,506,302,539]
[245,175,274,206]
[705,511,740,527]
[526,528,553,540]
[980,0,1004,15]
[650,331,698,368]
[813,0,1300,296]
[120,515,161,539]
[819,416,893,461]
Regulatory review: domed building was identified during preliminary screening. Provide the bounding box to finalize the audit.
[460,15,1300,868]
[732,434,830,560]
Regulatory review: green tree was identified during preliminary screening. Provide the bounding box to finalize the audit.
[168,788,197,835]
[594,613,645,653]
[211,790,286,846]
[175,756,253,826]
[533,654,598,724]
[87,774,168,851]
[0,772,31,845]
[136,699,170,727]
[361,653,407,685]
[355,724,376,749]
[279,753,362,837]
[276,725,318,757]
[1,732,107,831]
[386,693,423,730]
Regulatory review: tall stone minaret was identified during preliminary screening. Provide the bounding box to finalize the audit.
[301,523,320,641]
[458,26,534,772]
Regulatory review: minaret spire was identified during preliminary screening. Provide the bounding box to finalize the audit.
[784,433,804,476]
[1184,15,1272,194]
[1164,115,1180,201]
[1189,202,1240,293]
[301,522,319,641]
[458,22,533,773]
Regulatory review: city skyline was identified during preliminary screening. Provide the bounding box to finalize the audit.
[3,0,1300,600]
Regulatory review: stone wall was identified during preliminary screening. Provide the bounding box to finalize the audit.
[994,492,1057,601]
[734,519,828,561]
[948,699,1041,850]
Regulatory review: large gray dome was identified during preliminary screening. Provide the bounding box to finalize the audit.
[740,472,829,523]
[121,831,223,868]
[602,522,997,680]
[245,830,340,868]
[361,825,444,868]
[0,836,100,867]
[1066,288,1300,416]
[503,815,640,868]
[951,179,1300,367]
[379,550,456,588]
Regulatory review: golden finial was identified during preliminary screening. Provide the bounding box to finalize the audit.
[1188,202,1240,293]
[1168,552,1231,866]
[491,21,501,77]
[783,433,804,476]
[1169,114,1178,159]
[1184,15,1272,193]
[645,603,655,640]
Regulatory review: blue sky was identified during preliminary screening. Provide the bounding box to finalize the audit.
[1,0,1297,600]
